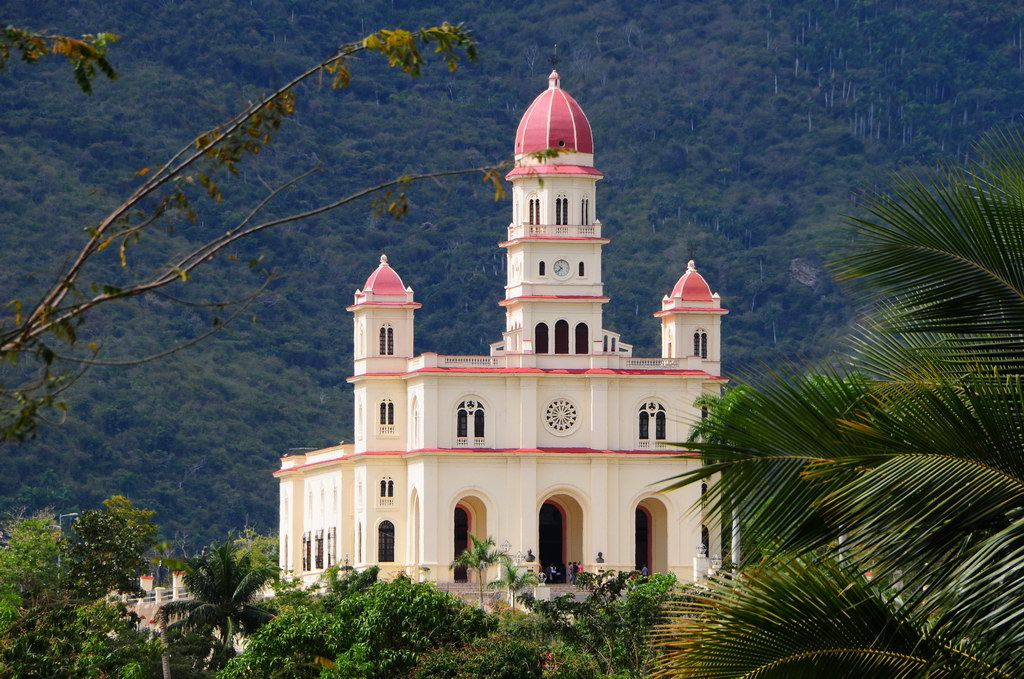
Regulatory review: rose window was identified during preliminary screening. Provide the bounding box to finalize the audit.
[544,398,579,435]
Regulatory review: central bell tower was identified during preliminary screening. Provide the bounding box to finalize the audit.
[499,71,608,356]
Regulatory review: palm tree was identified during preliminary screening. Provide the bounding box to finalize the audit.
[160,541,277,669]
[655,132,1024,678]
[450,533,503,608]
[488,558,540,609]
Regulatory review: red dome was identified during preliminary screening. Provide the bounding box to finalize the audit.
[362,254,407,295]
[514,71,593,155]
[671,260,713,302]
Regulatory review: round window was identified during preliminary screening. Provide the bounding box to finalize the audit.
[544,398,579,435]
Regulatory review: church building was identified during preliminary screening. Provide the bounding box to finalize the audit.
[276,71,728,584]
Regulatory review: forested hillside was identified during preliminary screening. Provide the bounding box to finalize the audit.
[3,0,1023,546]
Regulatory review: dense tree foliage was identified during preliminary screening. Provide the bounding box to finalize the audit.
[0,500,161,677]
[526,570,679,678]
[221,575,494,678]
[62,495,158,599]
[3,0,1024,545]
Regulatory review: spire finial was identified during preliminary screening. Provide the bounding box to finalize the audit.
[687,259,696,272]
[548,44,560,89]
[380,254,389,266]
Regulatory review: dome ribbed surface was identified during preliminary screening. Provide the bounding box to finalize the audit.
[514,71,593,155]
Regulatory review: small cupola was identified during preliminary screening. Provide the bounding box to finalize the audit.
[351,254,417,306]
[668,260,714,304]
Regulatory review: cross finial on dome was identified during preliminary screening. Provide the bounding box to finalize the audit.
[548,69,560,89]
[380,254,389,266]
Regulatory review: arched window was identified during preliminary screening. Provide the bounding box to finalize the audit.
[578,261,585,276]
[413,407,421,447]
[603,335,609,353]
[387,479,394,497]
[380,479,387,497]
[379,477,395,498]
[638,402,667,441]
[379,400,395,425]
[694,330,707,359]
[378,521,395,562]
[535,323,549,353]
[528,196,540,225]
[380,325,395,355]
[456,400,485,442]
[327,527,336,567]
[581,195,590,225]
[554,320,570,354]
[539,260,546,276]
[555,194,569,225]
[574,322,589,354]
[357,402,364,440]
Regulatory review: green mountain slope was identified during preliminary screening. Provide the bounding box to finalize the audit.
[3,0,1023,544]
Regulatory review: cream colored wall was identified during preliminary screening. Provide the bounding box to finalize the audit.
[282,442,711,586]
[354,378,407,453]
[505,241,605,298]
[396,373,709,452]
[413,451,704,581]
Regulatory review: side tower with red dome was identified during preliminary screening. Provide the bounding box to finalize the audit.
[348,254,421,371]
[656,259,727,371]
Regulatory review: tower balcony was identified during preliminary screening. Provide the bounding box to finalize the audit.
[402,351,719,374]
[506,220,602,240]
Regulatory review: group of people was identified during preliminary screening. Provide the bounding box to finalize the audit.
[540,561,651,584]
[544,561,586,584]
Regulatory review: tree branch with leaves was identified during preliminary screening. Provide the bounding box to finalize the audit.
[0,22,519,442]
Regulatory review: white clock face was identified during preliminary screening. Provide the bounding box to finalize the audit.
[552,259,571,279]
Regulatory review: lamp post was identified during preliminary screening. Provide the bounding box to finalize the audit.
[56,512,79,572]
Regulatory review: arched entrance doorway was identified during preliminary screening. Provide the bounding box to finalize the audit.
[538,494,584,583]
[635,497,669,573]
[453,507,469,582]
[453,496,488,583]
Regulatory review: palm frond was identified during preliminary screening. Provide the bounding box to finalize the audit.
[664,368,874,557]
[654,557,939,679]
[835,133,1024,371]
[927,517,1024,674]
